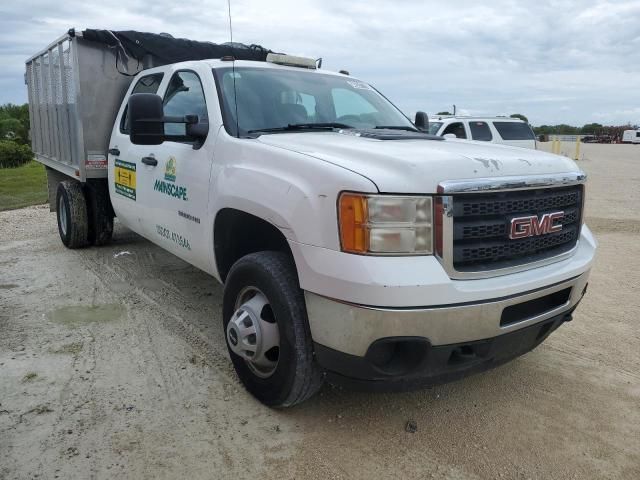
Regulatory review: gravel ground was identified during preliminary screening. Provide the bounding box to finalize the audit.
[1,143,639,479]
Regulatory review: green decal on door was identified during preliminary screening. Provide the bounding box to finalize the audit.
[114,159,136,200]
[164,156,177,182]
[154,156,188,200]
[153,180,188,201]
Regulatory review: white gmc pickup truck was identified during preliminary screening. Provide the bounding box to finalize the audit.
[27,30,596,406]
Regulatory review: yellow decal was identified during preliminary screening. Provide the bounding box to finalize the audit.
[114,159,136,200]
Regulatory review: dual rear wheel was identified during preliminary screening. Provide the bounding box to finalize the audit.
[56,180,113,248]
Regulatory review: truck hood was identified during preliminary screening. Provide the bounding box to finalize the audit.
[257,132,580,193]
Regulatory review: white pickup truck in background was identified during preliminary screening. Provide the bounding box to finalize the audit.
[428,116,538,149]
[26,30,596,407]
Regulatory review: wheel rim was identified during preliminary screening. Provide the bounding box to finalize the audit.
[58,195,68,236]
[227,286,280,379]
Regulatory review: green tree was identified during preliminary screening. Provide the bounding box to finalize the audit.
[510,113,529,123]
[581,123,603,134]
[0,140,33,168]
[0,118,23,141]
[0,103,30,144]
[436,111,452,115]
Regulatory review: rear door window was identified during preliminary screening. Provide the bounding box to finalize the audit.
[120,73,164,133]
[469,121,493,141]
[442,122,467,139]
[493,122,535,140]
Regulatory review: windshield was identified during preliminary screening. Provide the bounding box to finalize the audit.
[428,121,442,135]
[213,67,415,136]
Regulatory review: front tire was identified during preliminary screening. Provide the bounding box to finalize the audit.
[56,180,89,249]
[223,251,323,407]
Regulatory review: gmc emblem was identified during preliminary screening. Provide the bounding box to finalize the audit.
[509,212,564,240]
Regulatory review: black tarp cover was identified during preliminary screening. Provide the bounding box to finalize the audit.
[80,29,272,70]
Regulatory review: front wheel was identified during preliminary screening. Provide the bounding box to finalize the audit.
[223,251,323,407]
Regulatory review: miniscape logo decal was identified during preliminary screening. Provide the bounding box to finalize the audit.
[164,156,177,182]
[154,180,188,201]
[154,156,188,201]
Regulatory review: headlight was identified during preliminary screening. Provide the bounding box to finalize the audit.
[339,193,433,255]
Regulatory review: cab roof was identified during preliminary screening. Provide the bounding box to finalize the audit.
[139,57,355,80]
[430,115,526,123]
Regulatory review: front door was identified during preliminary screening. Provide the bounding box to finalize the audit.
[142,69,215,266]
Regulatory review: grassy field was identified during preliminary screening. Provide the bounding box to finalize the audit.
[0,161,48,211]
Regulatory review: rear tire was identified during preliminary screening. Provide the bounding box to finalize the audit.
[85,181,114,246]
[223,251,323,407]
[56,180,90,249]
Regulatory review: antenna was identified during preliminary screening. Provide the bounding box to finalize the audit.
[226,0,234,44]
[227,0,240,137]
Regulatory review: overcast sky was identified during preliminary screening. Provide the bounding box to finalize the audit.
[2,0,639,126]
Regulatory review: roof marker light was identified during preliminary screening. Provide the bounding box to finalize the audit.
[266,53,316,69]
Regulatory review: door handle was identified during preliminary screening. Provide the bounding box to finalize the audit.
[141,156,158,166]
[108,148,120,156]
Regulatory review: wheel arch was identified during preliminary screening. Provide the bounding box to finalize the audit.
[213,207,295,283]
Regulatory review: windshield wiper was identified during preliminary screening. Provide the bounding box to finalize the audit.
[248,123,352,134]
[373,125,420,132]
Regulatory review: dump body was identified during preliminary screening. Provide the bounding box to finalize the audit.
[25,31,134,181]
[25,29,274,182]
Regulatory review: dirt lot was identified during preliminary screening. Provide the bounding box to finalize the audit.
[1,143,639,479]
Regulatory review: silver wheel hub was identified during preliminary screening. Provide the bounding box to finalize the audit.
[227,287,280,378]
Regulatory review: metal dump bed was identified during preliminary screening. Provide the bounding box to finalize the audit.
[25,31,133,181]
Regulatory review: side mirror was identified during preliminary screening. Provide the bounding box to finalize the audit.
[129,93,164,145]
[415,111,429,132]
[186,119,209,140]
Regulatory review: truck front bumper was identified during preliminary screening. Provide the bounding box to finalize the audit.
[289,226,595,388]
[306,272,587,390]
[312,308,577,391]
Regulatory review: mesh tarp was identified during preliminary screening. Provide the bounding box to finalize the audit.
[81,29,273,73]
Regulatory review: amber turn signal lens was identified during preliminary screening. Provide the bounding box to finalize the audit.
[339,193,369,253]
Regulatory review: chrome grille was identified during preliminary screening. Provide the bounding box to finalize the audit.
[451,186,583,272]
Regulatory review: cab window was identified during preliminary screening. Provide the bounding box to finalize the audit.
[493,122,535,140]
[120,73,164,133]
[442,122,467,139]
[163,71,208,140]
[469,121,493,141]
[428,121,442,135]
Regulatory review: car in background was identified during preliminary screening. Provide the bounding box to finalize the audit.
[428,116,537,149]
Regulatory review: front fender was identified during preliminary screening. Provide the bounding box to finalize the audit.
[209,134,377,249]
